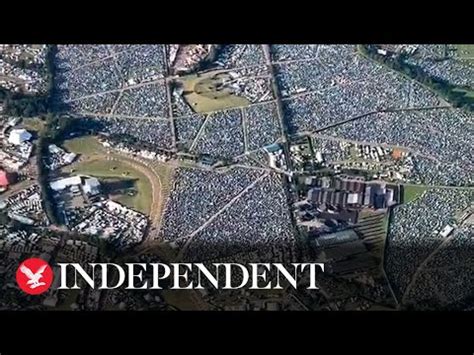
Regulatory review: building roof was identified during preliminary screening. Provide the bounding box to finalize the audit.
[50,176,82,191]
[84,177,100,187]
[8,129,32,145]
[64,153,77,164]
[83,177,101,195]
[48,144,61,154]
[347,193,359,205]
[264,143,281,153]
[0,170,9,187]
[440,225,454,238]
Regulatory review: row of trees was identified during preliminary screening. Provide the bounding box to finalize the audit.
[0,46,63,225]
[37,113,81,225]
[2,95,49,117]
[30,46,63,225]
[0,45,58,117]
[0,53,43,71]
[359,45,474,111]
[35,123,60,225]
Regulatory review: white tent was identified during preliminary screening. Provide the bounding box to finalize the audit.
[8,129,32,145]
[83,177,101,195]
[50,176,82,191]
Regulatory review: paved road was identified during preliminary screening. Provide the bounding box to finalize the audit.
[109,91,124,115]
[0,179,34,200]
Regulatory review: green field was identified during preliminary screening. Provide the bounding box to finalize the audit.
[403,185,428,203]
[454,45,474,63]
[451,45,474,97]
[178,70,250,113]
[101,177,140,211]
[67,159,152,214]
[63,136,153,213]
[63,135,104,157]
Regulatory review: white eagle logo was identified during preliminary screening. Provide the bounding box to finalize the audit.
[20,264,48,289]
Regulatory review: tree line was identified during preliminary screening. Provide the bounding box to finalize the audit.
[359,45,474,111]
[0,45,58,117]
[36,114,79,225]
[0,46,63,225]
[18,45,67,225]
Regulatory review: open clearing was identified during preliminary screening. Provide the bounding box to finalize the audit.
[178,70,250,113]
[402,184,428,203]
[63,135,104,158]
[454,44,474,63]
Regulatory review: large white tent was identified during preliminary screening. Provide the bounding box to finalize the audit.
[8,129,32,145]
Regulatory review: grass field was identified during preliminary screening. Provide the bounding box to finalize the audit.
[454,45,474,63]
[178,70,250,113]
[63,135,104,157]
[450,45,474,99]
[402,185,428,203]
[101,177,139,210]
[67,159,152,214]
